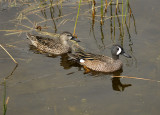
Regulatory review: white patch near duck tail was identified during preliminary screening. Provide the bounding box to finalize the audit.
[116,46,122,55]
[80,59,85,63]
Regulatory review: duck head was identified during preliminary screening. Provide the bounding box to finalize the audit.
[111,45,131,60]
[60,31,80,42]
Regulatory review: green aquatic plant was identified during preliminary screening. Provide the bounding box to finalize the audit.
[3,80,9,115]
[122,0,123,26]
[100,0,103,25]
[73,0,82,36]
[125,0,129,22]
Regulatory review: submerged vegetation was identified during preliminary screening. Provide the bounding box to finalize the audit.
[0,0,136,44]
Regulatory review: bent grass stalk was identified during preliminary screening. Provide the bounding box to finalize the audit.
[0,44,18,64]
[73,0,82,36]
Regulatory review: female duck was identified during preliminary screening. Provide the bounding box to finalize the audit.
[68,45,131,72]
[26,31,80,55]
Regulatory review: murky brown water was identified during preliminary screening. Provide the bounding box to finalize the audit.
[0,0,160,115]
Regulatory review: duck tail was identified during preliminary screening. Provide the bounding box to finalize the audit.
[26,33,37,41]
[67,53,78,60]
[67,53,81,63]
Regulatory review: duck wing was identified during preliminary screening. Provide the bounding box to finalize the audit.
[69,51,113,64]
[28,34,61,48]
[93,54,113,64]
[36,36,59,47]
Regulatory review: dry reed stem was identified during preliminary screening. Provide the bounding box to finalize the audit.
[4,64,18,79]
[15,23,33,30]
[0,29,29,36]
[0,44,18,64]
[112,76,160,83]
[5,32,22,36]
[85,0,112,15]
[5,97,9,105]
[116,0,118,13]
[104,0,108,12]
[21,0,67,16]
[92,0,95,18]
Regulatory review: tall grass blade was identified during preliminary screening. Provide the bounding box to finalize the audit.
[3,80,9,115]
[116,0,118,14]
[73,0,82,36]
[92,0,96,26]
[121,0,124,37]
[100,0,103,25]
[113,15,115,41]
[104,0,108,12]
[125,0,129,22]
[122,0,123,25]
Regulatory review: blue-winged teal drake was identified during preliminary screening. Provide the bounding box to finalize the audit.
[26,31,80,55]
[68,45,131,73]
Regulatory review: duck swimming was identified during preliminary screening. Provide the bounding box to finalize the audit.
[68,45,131,73]
[26,31,80,55]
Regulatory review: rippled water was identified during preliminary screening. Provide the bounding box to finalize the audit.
[0,0,160,115]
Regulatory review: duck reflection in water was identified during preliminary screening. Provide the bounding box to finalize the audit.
[81,67,132,92]
[111,69,132,92]
[29,45,82,69]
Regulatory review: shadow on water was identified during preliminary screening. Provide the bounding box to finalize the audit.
[112,77,132,92]
[83,68,132,92]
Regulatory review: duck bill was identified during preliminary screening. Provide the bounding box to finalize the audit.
[122,52,131,58]
[71,37,80,42]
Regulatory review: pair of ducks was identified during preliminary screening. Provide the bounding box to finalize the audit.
[26,31,131,73]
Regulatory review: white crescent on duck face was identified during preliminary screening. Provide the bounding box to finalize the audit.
[116,46,122,55]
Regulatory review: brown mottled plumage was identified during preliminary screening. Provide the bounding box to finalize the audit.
[68,45,131,72]
[26,31,80,55]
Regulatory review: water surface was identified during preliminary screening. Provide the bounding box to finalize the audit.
[0,0,160,115]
